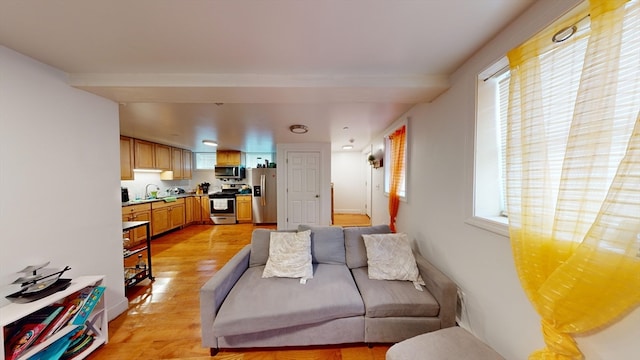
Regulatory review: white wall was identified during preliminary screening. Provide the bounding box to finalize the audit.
[370,0,640,358]
[330,151,367,214]
[0,46,128,319]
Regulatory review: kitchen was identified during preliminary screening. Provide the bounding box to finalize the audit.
[121,136,278,239]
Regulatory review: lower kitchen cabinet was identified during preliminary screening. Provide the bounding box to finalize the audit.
[151,199,185,236]
[236,194,252,222]
[185,196,194,224]
[121,203,152,246]
[199,195,212,224]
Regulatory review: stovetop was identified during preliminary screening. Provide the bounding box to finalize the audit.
[209,188,241,198]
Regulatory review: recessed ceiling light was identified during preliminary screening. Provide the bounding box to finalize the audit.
[289,124,309,134]
[342,145,354,150]
[202,140,218,147]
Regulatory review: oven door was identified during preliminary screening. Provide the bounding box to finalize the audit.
[210,197,235,215]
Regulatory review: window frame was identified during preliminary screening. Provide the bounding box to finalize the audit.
[194,152,217,170]
[469,58,510,237]
[383,120,408,200]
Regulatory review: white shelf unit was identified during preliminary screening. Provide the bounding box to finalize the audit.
[1,275,108,360]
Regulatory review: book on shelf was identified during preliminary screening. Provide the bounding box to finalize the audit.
[25,326,83,360]
[60,326,94,360]
[4,306,63,360]
[71,286,105,326]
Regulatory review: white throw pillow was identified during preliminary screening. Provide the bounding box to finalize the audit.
[362,233,420,282]
[262,230,313,280]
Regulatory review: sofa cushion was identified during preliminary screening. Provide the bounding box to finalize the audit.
[263,230,313,279]
[362,233,419,282]
[213,264,365,337]
[344,225,391,269]
[351,267,439,318]
[249,229,296,267]
[298,225,346,264]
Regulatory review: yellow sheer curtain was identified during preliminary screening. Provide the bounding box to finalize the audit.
[506,0,640,358]
[388,125,406,232]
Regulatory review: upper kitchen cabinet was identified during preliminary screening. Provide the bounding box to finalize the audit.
[154,144,171,171]
[171,147,184,179]
[134,139,155,169]
[120,136,134,180]
[183,149,192,179]
[161,147,192,180]
[216,150,244,166]
[133,139,171,170]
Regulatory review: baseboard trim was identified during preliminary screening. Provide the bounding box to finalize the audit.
[107,295,129,321]
[334,209,367,214]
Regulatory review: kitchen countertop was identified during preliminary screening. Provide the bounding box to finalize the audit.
[122,192,252,207]
[122,193,201,207]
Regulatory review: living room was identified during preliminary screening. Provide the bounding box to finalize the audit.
[2,0,639,359]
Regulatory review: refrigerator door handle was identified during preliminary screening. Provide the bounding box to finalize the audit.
[261,174,266,207]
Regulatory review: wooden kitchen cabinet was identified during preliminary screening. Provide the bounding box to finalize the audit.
[171,147,184,179]
[123,136,193,176]
[185,196,194,224]
[134,139,171,170]
[134,139,155,169]
[199,195,212,224]
[120,136,134,180]
[216,150,243,166]
[151,199,185,236]
[154,144,171,171]
[193,195,203,223]
[122,203,152,246]
[183,149,192,179]
[236,194,252,222]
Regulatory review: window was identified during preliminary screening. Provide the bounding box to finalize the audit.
[473,1,640,237]
[194,153,217,170]
[245,152,275,169]
[384,122,407,199]
[473,58,510,234]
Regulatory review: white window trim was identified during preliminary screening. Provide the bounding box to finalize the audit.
[465,216,509,237]
[471,58,510,238]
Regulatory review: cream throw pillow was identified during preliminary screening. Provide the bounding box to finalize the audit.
[362,233,424,290]
[262,230,313,281]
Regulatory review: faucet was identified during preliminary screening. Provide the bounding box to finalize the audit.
[145,184,159,199]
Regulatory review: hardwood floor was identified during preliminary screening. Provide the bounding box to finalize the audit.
[332,214,371,227]
[88,223,389,360]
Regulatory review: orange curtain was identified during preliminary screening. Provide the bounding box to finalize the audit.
[388,125,406,232]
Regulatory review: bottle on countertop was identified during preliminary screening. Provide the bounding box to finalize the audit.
[136,254,147,270]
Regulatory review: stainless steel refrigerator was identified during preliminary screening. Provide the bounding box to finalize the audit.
[248,168,277,224]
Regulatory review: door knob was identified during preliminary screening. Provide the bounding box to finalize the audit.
[315,195,319,198]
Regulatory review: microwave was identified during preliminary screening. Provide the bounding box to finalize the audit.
[214,166,245,179]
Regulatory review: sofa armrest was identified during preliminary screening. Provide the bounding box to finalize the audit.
[200,244,251,348]
[414,252,457,328]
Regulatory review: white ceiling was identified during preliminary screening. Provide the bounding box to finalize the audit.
[0,0,534,153]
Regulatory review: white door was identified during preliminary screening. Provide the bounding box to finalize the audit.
[286,151,321,228]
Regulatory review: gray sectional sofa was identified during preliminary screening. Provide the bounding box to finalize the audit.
[199,225,457,355]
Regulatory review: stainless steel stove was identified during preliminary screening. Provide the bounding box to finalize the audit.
[208,185,242,224]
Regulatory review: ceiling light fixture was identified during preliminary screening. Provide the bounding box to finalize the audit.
[342,145,354,150]
[289,124,309,134]
[202,140,218,147]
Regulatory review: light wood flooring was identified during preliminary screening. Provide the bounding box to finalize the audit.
[88,221,388,360]
[332,214,371,227]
